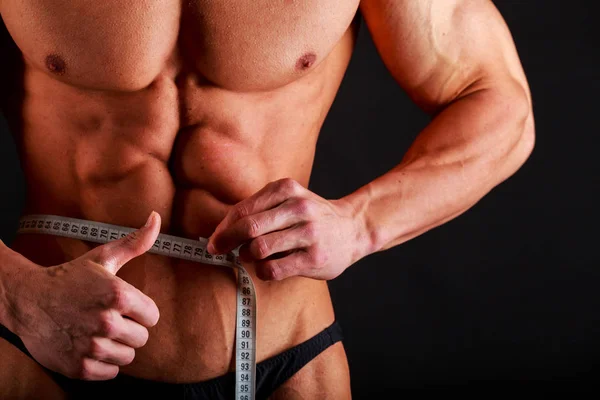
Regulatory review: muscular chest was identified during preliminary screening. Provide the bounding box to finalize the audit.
[1,0,359,91]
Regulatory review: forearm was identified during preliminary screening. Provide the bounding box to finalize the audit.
[345,82,535,255]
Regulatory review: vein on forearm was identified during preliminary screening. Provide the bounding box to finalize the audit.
[349,81,533,254]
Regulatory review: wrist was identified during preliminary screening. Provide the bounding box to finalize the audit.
[337,187,381,261]
[0,241,37,334]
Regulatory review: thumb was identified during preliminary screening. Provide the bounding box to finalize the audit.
[89,211,161,275]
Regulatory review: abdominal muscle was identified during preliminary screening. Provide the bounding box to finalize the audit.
[5,26,356,382]
[9,99,337,383]
[12,232,335,383]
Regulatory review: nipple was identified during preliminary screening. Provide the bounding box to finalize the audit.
[296,52,317,71]
[45,54,67,75]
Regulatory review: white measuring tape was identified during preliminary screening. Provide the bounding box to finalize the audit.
[17,214,256,400]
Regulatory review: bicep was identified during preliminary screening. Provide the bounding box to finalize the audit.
[360,0,529,113]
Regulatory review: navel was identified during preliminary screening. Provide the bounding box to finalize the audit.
[45,54,67,76]
[296,52,317,71]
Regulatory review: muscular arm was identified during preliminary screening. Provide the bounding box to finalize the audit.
[348,0,535,252]
[177,1,535,281]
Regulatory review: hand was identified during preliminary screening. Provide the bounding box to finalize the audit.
[6,212,161,380]
[207,178,369,281]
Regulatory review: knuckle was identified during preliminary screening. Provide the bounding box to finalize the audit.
[98,310,117,337]
[233,204,250,220]
[78,358,95,380]
[278,178,299,194]
[88,338,105,359]
[106,281,128,310]
[243,217,261,238]
[120,230,139,247]
[251,238,270,259]
[265,262,282,281]
[294,198,313,216]
[95,246,113,264]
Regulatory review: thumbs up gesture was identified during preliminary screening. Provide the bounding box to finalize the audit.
[3,212,162,380]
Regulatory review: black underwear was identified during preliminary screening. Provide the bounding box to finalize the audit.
[0,320,343,399]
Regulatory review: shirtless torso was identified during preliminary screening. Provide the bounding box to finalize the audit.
[0,0,359,397]
[0,1,535,398]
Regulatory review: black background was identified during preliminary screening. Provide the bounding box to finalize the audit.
[1,0,599,396]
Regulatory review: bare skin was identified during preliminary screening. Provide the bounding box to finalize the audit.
[0,0,534,398]
[0,337,65,400]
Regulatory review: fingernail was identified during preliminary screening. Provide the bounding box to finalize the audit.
[144,211,156,228]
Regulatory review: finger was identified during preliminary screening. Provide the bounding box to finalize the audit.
[110,283,160,328]
[88,337,135,366]
[238,223,314,261]
[97,308,151,349]
[209,179,306,249]
[78,358,119,381]
[88,211,162,274]
[111,316,151,349]
[255,251,311,281]
[211,199,313,255]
